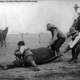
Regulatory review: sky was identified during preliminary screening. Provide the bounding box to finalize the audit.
[0,0,80,34]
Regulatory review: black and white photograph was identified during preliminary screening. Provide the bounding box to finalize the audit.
[0,0,80,80]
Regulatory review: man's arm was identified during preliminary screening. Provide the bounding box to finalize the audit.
[71,19,77,28]
[64,32,79,53]
[69,32,80,48]
[14,50,22,60]
[49,30,58,45]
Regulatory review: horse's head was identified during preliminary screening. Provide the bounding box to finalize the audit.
[4,27,8,33]
[5,27,8,31]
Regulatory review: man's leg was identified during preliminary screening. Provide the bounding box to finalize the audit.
[69,43,80,63]
[53,38,65,61]
[72,45,80,62]
[68,47,76,62]
[0,60,24,70]
[50,45,56,56]
[0,62,15,70]
[74,45,80,60]
[55,38,65,56]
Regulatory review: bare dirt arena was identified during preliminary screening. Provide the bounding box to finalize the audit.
[0,34,80,80]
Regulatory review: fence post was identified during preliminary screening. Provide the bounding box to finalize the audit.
[38,33,41,44]
[21,33,24,41]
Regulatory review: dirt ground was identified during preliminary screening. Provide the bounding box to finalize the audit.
[0,59,80,80]
[0,34,80,80]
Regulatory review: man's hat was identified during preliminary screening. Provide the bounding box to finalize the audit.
[47,23,56,30]
[74,4,79,9]
[17,41,25,46]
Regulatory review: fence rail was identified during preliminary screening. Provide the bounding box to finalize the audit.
[6,33,51,48]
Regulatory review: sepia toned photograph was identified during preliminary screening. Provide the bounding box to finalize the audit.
[0,0,80,80]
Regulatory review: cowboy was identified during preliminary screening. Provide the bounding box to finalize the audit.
[65,27,80,63]
[47,23,66,61]
[65,4,80,63]
[1,41,40,71]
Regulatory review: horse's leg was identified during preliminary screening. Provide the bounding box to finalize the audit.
[1,40,3,47]
[4,40,6,48]
[0,41,1,47]
[3,39,6,48]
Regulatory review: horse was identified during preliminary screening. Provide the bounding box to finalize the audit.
[30,24,63,65]
[31,46,59,65]
[0,27,8,47]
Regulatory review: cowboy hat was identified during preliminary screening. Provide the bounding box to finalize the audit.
[47,23,56,30]
[74,4,79,9]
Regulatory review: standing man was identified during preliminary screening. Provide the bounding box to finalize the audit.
[47,23,66,61]
[65,4,80,63]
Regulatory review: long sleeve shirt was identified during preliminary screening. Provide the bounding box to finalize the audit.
[14,48,33,60]
[50,29,66,45]
[69,32,80,48]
